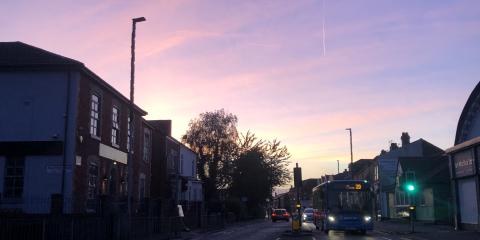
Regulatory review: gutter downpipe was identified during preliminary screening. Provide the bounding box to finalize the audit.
[61,70,72,213]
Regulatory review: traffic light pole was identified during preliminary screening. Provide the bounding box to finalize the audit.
[405,170,416,233]
[409,203,415,233]
[293,163,302,232]
[411,214,414,233]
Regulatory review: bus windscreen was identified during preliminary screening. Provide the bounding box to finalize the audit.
[328,190,371,212]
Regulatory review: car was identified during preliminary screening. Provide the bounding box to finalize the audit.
[271,209,289,222]
[302,208,314,222]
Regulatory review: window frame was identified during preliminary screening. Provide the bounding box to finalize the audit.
[143,128,151,162]
[87,161,99,200]
[89,93,101,139]
[127,116,133,153]
[3,156,25,199]
[111,105,120,147]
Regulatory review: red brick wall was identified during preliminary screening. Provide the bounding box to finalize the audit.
[72,73,151,212]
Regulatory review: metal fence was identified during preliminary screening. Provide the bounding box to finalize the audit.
[0,214,230,240]
[0,196,231,240]
[0,215,110,240]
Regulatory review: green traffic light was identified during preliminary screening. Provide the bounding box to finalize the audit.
[406,184,415,192]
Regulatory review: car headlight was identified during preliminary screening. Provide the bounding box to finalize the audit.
[364,216,372,222]
[328,216,335,222]
[303,214,307,219]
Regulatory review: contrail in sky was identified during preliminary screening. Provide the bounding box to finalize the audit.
[322,0,326,56]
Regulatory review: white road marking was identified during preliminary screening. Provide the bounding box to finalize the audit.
[381,237,393,240]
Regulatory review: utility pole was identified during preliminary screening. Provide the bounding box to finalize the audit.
[345,128,353,179]
[337,160,339,174]
[128,17,146,235]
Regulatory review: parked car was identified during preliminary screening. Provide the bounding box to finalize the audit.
[302,208,314,222]
[272,209,289,222]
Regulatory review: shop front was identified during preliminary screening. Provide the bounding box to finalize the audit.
[447,139,480,230]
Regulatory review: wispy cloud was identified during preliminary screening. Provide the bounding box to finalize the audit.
[2,0,479,180]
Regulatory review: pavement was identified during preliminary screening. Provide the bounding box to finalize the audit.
[168,218,480,240]
[373,219,480,240]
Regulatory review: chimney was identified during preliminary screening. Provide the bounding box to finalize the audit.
[401,132,410,146]
[390,142,399,151]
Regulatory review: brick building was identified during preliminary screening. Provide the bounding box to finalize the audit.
[0,42,152,214]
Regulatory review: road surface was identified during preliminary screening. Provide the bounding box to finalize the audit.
[189,220,456,240]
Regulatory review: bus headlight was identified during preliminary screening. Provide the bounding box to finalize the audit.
[364,216,372,222]
[328,216,335,222]
[303,214,307,219]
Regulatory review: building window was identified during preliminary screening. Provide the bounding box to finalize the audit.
[139,173,146,199]
[127,117,131,152]
[109,163,117,195]
[111,106,120,146]
[88,162,99,199]
[4,156,25,198]
[119,165,127,196]
[90,94,101,137]
[143,128,151,162]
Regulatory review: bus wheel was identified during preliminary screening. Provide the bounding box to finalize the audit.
[324,229,329,234]
[360,230,366,235]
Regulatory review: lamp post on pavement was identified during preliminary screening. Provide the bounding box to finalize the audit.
[128,16,146,226]
[345,128,353,179]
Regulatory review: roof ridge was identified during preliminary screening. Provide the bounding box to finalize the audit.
[0,41,84,66]
[16,41,84,65]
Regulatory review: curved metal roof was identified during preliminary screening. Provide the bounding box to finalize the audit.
[455,81,480,145]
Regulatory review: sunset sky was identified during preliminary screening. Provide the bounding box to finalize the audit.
[2,0,480,182]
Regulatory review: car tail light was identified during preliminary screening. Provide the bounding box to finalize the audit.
[283,213,289,217]
[272,213,276,217]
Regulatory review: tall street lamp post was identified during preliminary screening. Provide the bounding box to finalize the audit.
[128,16,146,223]
[337,160,339,174]
[345,128,353,179]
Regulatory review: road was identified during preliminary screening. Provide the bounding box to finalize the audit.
[189,220,440,240]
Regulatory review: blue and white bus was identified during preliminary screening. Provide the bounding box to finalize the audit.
[312,180,374,234]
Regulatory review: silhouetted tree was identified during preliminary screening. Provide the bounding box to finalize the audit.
[182,109,239,207]
[230,132,291,216]
[229,149,270,217]
[238,131,291,192]
[182,111,291,215]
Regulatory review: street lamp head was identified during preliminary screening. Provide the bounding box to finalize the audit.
[346,128,351,131]
[133,17,146,23]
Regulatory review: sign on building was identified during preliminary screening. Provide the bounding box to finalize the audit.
[454,150,475,177]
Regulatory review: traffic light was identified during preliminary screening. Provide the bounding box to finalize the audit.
[405,183,416,192]
[404,171,416,193]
